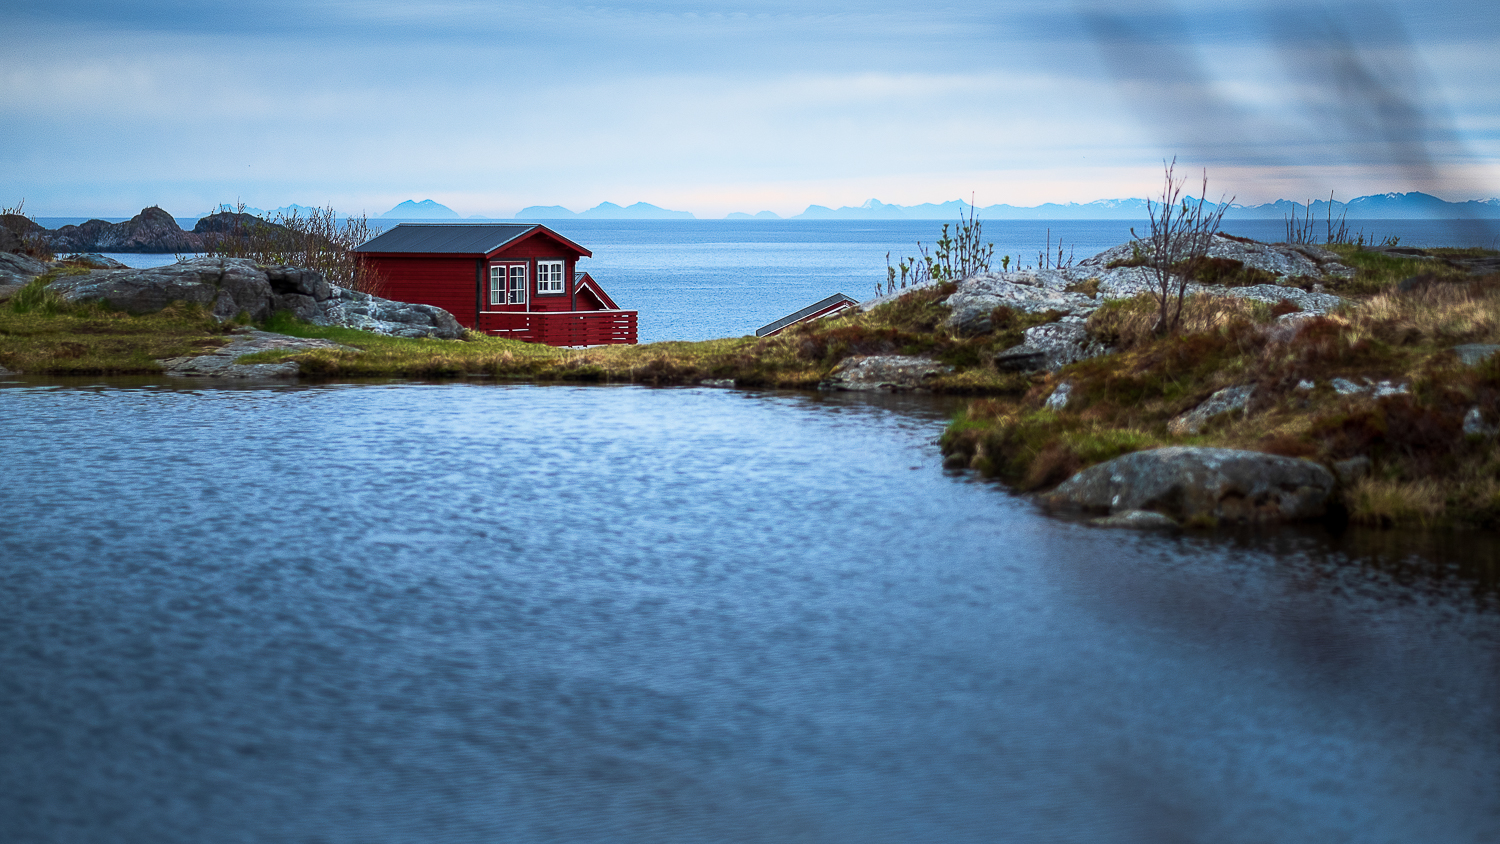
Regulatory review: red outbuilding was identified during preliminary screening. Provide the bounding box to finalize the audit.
[354,223,637,345]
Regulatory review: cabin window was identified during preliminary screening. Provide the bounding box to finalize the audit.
[488,266,504,305]
[537,261,565,294]
[508,265,527,304]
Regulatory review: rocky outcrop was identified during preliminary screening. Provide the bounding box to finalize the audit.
[822,355,951,391]
[46,207,204,254]
[994,320,1108,373]
[158,328,354,378]
[1079,234,1356,282]
[903,234,1356,375]
[942,270,1097,335]
[45,257,464,339]
[16,208,302,255]
[1046,446,1336,525]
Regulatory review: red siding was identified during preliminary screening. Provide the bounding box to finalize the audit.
[363,256,478,327]
[360,226,635,345]
[489,236,578,313]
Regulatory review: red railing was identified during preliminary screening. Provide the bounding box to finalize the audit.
[478,310,638,346]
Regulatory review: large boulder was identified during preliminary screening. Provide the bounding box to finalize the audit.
[994,320,1108,373]
[0,251,49,288]
[1046,446,1336,525]
[941,270,1096,334]
[318,287,464,339]
[44,257,464,340]
[47,258,276,321]
[822,355,951,391]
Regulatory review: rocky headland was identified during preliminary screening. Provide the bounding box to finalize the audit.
[1,206,301,254]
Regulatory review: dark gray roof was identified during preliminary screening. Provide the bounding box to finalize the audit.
[755,293,860,337]
[355,223,539,255]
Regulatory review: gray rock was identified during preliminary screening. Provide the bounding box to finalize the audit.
[1463,407,1498,438]
[1168,385,1255,435]
[1045,381,1075,410]
[940,270,1096,335]
[57,253,129,270]
[1047,446,1336,525]
[1263,312,1319,344]
[316,287,465,339]
[157,328,355,378]
[1296,379,1316,391]
[47,257,275,322]
[1016,322,1108,372]
[1200,283,1343,315]
[0,251,49,286]
[1090,510,1181,530]
[1331,377,1409,397]
[1333,456,1372,485]
[42,257,465,340]
[700,378,736,388]
[1078,233,1351,282]
[994,345,1050,373]
[1452,344,1500,367]
[822,355,952,391]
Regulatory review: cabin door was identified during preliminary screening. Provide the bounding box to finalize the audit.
[488,263,529,311]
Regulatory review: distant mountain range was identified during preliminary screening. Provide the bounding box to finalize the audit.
[780,194,1500,221]
[212,192,1500,223]
[514,201,695,220]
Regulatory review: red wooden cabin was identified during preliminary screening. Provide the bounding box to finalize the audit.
[354,223,637,345]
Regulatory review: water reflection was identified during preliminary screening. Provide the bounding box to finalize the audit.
[1,380,1497,843]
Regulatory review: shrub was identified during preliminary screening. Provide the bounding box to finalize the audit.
[1131,159,1232,336]
[203,203,386,295]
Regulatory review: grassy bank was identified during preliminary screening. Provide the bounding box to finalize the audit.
[6,244,1500,529]
[941,245,1500,529]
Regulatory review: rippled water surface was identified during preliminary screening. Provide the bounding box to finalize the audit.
[2,381,1499,843]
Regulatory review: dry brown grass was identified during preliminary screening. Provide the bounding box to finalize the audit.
[1346,476,1448,527]
[1333,280,1500,348]
[1087,292,1270,351]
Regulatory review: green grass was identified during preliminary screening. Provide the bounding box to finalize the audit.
[0,276,232,374]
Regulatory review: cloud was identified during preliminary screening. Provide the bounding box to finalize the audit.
[2,0,1494,214]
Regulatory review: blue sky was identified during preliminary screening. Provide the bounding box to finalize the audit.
[3,0,1495,217]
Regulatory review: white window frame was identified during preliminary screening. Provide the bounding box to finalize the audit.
[508,265,527,305]
[488,266,504,305]
[536,260,565,294]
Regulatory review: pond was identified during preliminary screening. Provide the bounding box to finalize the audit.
[1,380,1498,843]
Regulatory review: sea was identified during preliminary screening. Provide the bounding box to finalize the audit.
[8,218,1500,840]
[35,217,1500,343]
[2,382,1498,843]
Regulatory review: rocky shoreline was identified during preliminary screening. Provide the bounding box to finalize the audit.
[6,227,1500,531]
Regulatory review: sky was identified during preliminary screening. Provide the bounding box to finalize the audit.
[2,0,1496,218]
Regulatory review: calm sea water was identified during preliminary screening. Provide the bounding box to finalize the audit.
[61,218,1500,343]
[2,380,1498,843]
